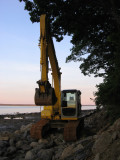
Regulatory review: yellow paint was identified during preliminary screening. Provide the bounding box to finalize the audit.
[40,14,61,119]
[53,115,61,120]
[61,117,78,120]
[40,15,48,82]
[39,15,78,123]
[47,39,61,114]
[39,85,45,93]
[41,109,52,120]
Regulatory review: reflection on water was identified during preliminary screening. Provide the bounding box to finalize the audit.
[0,105,96,115]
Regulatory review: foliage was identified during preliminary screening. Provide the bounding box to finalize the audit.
[19,0,120,114]
[19,0,120,75]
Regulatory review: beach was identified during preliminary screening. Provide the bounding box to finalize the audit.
[1,108,119,160]
[0,107,99,160]
[0,109,97,160]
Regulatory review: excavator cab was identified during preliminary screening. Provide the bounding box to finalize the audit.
[61,90,81,119]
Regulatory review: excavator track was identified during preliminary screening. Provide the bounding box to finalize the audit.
[30,119,50,139]
[64,118,84,141]
[30,110,95,141]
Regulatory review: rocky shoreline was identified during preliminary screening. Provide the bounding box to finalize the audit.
[0,110,120,160]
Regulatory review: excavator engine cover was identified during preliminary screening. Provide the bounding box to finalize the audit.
[35,81,57,106]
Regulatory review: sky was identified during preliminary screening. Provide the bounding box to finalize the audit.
[0,0,103,105]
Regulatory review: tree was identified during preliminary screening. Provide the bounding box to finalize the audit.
[19,0,120,75]
[19,0,120,112]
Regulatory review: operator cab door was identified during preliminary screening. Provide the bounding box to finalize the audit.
[61,90,81,119]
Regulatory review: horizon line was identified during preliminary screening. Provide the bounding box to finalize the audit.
[0,104,96,106]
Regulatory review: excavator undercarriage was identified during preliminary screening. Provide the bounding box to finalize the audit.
[30,118,84,142]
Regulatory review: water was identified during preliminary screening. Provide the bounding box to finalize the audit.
[0,106,43,115]
[0,105,96,115]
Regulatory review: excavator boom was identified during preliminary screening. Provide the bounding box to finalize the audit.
[35,15,61,115]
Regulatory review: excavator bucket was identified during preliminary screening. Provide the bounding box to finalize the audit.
[35,87,57,106]
[35,80,57,106]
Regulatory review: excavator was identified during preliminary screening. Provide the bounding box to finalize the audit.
[30,14,84,141]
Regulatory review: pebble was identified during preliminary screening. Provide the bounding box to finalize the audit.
[7,146,16,154]
[30,142,38,148]
[25,150,34,160]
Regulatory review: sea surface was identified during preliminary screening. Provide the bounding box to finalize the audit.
[0,105,96,115]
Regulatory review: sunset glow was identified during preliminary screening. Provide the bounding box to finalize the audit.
[0,0,103,105]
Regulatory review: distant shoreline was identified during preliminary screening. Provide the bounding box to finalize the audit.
[0,104,95,106]
[0,104,36,106]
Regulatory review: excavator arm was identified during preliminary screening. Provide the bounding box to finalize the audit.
[35,15,61,117]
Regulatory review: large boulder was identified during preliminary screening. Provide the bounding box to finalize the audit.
[61,143,84,159]
[37,148,54,160]
[92,118,120,160]
[92,131,113,154]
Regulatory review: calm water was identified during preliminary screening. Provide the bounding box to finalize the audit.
[0,105,96,115]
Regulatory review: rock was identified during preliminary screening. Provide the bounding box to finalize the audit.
[0,131,11,138]
[37,148,54,160]
[25,150,35,160]
[16,140,23,148]
[17,149,25,154]
[30,142,38,148]
[0,150,3,156]
[92,118,120,160]
[50,134,55,140]
[76,136,94,146]
[20,123,33,133]
[20,125,26,132]
[61,144,77,159]
[110,118,120,131]
[110,118,120,138]
[0,157,9,160]
[22,144,31,151]
[31,143,46,155]
[0,136,9,141]
[54,148,64,160]
[111,131,118,141]
[9,138,15,146]
[26,135,34,142]
[38,139,48,144]
[14,130,21,135]
[38,139,54,149]
[22,130,29,139]
[118,156,120,160]
[94,153,100,160]
[45,140,54,149]
[95,139,120,160]
[53,134,64,145]
[7,146,16,154]
[92,131,113,154]
[0,141,8,148]
[73,143,84,152]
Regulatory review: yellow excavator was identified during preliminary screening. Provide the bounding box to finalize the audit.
[30,14,84,141]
